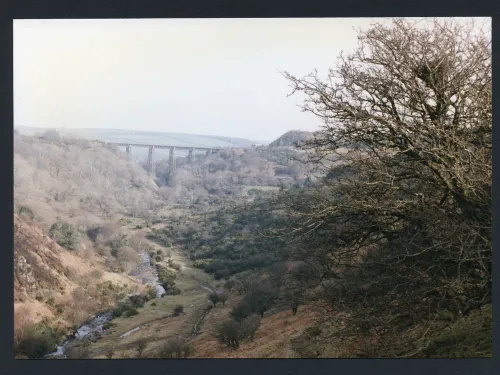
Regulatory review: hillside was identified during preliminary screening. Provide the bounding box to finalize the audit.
[14,213,144,352]
[14,133,161,224]
[268,130,314,148]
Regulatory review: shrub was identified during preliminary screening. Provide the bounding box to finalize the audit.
[49,220,80,250]
[208,292,220,307]
[129,294,147,308]
[66,342,90,359]
[147,286,157,300]
[118,218,128,226]
[164,287,181,296]
[151,302,157,307]
[89,269,104,280]
[240,314,261,341]
[304,326,322,339]
[124,308,139,318]
[135,338,148,358]
[215,320,243,350]
[105,347,115,359]
[17,205,35,220]
[218,292,228,307]
[103,322,115,330]
[168,260,182,271]
[172,305,184,317]
[244,284,278,317]
[14,324,60,359]
[231,301,252,322]
[224,280,236,292]
[158,337,193,358]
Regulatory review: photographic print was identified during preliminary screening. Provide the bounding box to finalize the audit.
[13,17,492,359]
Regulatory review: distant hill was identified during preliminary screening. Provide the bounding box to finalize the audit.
[268,130,314,148]
[15,127,262,149]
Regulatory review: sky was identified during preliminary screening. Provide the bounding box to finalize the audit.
[13,18,489,142]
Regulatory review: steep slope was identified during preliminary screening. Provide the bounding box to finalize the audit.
[14,213,143,332]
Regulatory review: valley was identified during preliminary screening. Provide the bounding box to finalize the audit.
[13,17,492,360]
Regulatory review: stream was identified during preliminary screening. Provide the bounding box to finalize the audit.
[45,251,165,359]
[130,251,166,298]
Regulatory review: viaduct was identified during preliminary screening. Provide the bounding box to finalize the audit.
[107,142,222,175]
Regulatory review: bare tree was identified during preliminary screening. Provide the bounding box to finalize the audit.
[104,347,115,359]
[158,337,193,358]
[278,18,491,352]
[244,283,278,318]
[240,314,261,341]
[266,262,288,288]
[215,319,244,350]
[135,338,148,358]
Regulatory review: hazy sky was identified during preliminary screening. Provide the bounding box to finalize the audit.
[13,18,488,141]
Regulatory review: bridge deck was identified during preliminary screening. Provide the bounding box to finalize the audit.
[108,142,221,151]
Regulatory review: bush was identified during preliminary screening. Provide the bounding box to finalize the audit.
[124,308,139,318]
[244,284,278,317]
[218,292,228,307]
[129,294,147,308]
[17,205,35,220]
[164,287,181,296]
[168,260,182,271]
[49,220,81,250]
[147,286,157,300]
[215,320,244,350]
[304,326,322,339]
[231,301,252,322]
[151,302,157,307]
[240,314,261,341]
[209,292,220,307]
[14,324,61,359]
[158,337,193,358]
[105,347,115,359]
[172,305,184,317]
[66,342,90,359]
[135,338,148,358]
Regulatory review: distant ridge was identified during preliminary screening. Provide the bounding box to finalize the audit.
[15,126,263,149]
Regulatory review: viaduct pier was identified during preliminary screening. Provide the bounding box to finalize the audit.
[107,142,221,175]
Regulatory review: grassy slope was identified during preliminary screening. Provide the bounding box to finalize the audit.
[14,214,144,330]
[190,302,322,358]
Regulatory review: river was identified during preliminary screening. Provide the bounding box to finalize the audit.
[45,251,164,359]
